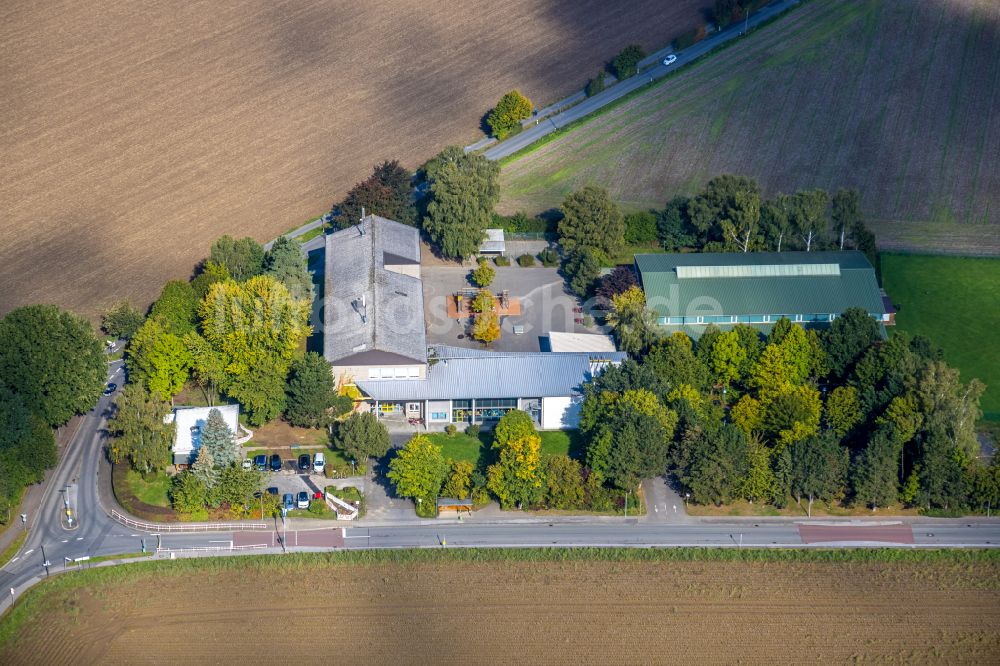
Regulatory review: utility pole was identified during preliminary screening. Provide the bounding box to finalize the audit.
[625,490,630,518]
[40,544,50,578]
[744,7,750,35]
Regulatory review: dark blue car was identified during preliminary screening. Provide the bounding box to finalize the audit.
[269,454,282,472]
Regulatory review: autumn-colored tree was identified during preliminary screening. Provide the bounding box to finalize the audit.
[442,460,475,500]
[471,259,495,288]
[487,90,533,139]
[471,289,495,314]
[388,434,449,502]
[472,311,501,346]
[606,286,654,356]
[487,410,544,508]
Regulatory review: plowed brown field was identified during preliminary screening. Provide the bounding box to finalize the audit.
[3,552,999,664]
[0,0,707,318]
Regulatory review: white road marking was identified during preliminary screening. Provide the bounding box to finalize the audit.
[23,549,33,555]
[76,537,83,541]
[343,535,370,539]
[61,539,68,543]
[10,557,19,563]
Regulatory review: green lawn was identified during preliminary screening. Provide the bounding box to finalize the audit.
[539,430,585,460]
[881,254,1000,420]
[126,470,172,508]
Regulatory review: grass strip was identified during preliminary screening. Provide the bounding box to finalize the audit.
[0,531,27,569]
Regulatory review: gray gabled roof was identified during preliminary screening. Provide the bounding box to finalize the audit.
[635,251,885,317]
[357,346,627,401]
[324,215,427,365]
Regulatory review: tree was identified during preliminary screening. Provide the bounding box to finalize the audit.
[763,385,821,449]
[150,280,199,335]
[544,455,585,509]
[645,333,710,393]
[564,247,604,298]
[472,310,501,346]
[731,394,764,436]
[333,160,416,228]
[423,147,499,260]
[790,432,849,515]
[102,301,145,340]
[0,304,105,427]
[612,44,646,79]
[332,412,391,462]
[215,465,264,514]
[184,332,227,406]
[682,424,749,505]
[487,411,544,508]
[914,360,984,461]
[264,236,313,301]
[285,352,350,429]
[198,276,310,423]
[127,317,191,402]
[191,445,218,489]
[761,193,795,251]
[824,386,861,437]
[823,307,881,379]
[656,196,697,250]
[209,235,264,282]
[200,407,239,470]
[852,427,899,510]
[487,90,533,139]
[916,423,968,510]
[604,409,670,490]
[387,434,449,501]
[789,189,829,251]
[713,0,744,27]
[606,287,654,356]
[471,259,495,288]
[595,266,638,303]
[624,211,658,245]
[442,460,474,500]
[0,388,57,516]
[108,384,175,474]
[709,331,746,388]
[190,261,230,300]
[686,175,761,249]
[471,289,495,314]
[830,188,861,250]
[742,437,775,503]
[558,186,625,258]
[585,70,606,97]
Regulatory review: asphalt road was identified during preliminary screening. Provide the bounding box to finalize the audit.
[482,0,802,161]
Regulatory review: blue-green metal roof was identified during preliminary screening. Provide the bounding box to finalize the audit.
[635,251,885,318]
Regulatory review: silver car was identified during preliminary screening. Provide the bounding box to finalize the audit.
[663,54,678,66]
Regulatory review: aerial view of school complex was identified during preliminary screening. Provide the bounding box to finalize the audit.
[1,0,999,663]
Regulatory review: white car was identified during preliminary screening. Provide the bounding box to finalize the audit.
[241,458,252,470]
[313,452,326,473]
[663,54,678,66]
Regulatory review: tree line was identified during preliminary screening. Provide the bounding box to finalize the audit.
[574,309,996,514]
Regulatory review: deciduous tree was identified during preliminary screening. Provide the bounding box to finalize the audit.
[333,160,416,228]
[471,259,495,288]
[487,410,544,508]
[558,186,625,257]
[487,90,532,139]
[209,235,264,282]
[423,147,499,260]
[564,247,604,298]
[127,317,191,402]
[824,385,861,437]
[790,432,849,515]
[102,301,145,340]
[150,280,199,335]
[606,286,654,356]
[442,460,475,500]
[823,307,881,379]
[388,434,449,501]
[0,304,105,427]
[472,310,501,346]
[544,455,585,509]
[790,188,829,251]
[108,384,175,474]
[612,44,646,79]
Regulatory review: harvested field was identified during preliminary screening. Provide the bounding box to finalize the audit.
[0,0,709,319]
[2,549,999,664]
[500,0,1000,256]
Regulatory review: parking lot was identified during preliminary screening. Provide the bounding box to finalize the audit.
[421,265,589,352]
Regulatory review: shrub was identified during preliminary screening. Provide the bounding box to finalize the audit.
[539,248,560,267]
[494,256,511,267]
[583,314,594,327]
[585,70,606,97]
[445,424,457,437]
[518,254,536,267]
[491,211,553,234]
[308,500,325,515]
[466,424,481,438]
[487,90,533,140]
[612,44,646,80]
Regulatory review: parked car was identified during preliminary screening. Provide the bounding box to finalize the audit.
[663,54,678,66]
[296,491,310,510]
[297,454,311,471]
[282,493,294,511]
[254,455,267,471]
[103,382,117,396]
[241,458,252,470]
[266,486,279,496]
[313,452,326,473]
[269,454,282,472]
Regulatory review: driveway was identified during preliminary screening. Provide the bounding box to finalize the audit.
[422,265,592,352]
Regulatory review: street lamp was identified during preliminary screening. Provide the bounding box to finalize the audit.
[624,490,630,518]
[685,492,690,508]
[351,459,356,476]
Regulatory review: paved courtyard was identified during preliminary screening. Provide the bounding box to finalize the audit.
[421,266,593,352]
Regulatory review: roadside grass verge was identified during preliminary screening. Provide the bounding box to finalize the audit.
[125,469,171,508]
[0,531,28,568]
[881,253,1000,420]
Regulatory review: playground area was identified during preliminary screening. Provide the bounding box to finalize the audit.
[447,289,522,318]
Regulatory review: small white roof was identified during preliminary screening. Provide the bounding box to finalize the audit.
[547,332,617,353]
[480,228,506,253]
[168,404,240,454]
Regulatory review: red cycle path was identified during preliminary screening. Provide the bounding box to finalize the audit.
[798,524,914,544]
[234,528,344,548]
